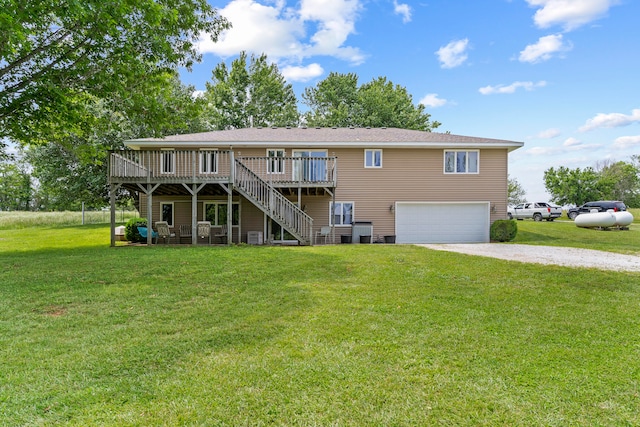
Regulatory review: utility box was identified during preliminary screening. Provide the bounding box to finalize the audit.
[247,231,263,245]
[351,221,373,244]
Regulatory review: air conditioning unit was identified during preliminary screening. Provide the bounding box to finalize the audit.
[247,231,263,245]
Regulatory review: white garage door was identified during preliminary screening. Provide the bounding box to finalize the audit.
[396,202,490,244]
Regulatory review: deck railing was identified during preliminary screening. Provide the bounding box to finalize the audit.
[109,150,337,187]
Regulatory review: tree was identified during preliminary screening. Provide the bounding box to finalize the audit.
[597,161,640,207]
[303,73,441,131]
[0,158,31,210]
[543,166,602,206]
[508,175,526,206]
[0,0,229,145]
[26,73,209,209]
[204,52,299,129]
[302,72,360,127]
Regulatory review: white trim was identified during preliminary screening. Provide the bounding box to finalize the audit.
[160,202,175,227]
[443,149,480,174]
[266,148,286,174]
[330,201,354,227]
[160,150,175,175]
[203,201,240,226]
[199,150,219,174]
[364,149,382,168]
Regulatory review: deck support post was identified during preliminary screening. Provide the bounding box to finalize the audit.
[109,183,121,247]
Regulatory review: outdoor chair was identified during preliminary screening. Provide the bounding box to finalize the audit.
[315,226,331,245]
[155,221,175,244]
[197,221,211,244]
[213,226,228,244]
[137,226,158,244]
[179,224,192,244]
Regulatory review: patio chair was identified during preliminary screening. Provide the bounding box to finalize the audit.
[179,224,192,244]
[315,226,331,245]
[213,226,228,244]
[197,221,211,244]
[137,226,158,244]
[155,221,175,244]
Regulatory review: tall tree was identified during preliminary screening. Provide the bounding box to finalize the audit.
[302,72,360,127]
[303,73,441,131]
[543,166,602,206]
[205,52,299,129]
[597,161,640,207]
[507,175,526,206]
[0,157,31,210]
[26,73,209,209]
[0,0,229,145]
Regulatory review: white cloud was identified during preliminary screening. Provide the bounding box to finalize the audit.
[393,0,412,23]
[479,81,547,95]
[197,0,365,66]
[537,128,561,138]
[579,109,640,132]
[281,63,324,82]
[526,0,616,31]
[419,93,447,108]
[526,146,563,156]
[435,39,469,69]
[613,135,640,149]
[563,137,581,146]
[519,34,572,63]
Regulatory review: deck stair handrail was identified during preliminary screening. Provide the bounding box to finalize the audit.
[234,159,313,245]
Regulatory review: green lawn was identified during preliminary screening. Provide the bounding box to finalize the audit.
[1,221,639,426]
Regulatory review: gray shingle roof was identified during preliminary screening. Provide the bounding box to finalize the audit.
[126,127,523,150]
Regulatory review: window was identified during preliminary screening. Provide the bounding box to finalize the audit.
[267,149,285,174]
[444,150,479,174]
[200,150,218,174]
[204,202,240,226]
[364,149,382,168]
[161,150,175,174]
[160,202,174,227]
[330,202,354,226]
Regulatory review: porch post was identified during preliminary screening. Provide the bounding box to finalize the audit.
[192,184,198,245]
[147,185,153,245]
[110,183,116,247]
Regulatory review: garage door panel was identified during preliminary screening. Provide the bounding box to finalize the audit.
[396,202,489,244]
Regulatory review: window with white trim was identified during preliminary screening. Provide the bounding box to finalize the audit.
[364,149,382,168]
[160,202,174,226]
[204,202,240,226]
[444,150,479,174]
[200,150,218,174]
[330,202,354,226]
[267,149,285,174]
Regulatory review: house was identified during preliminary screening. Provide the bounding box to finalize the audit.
[108,127,523,246]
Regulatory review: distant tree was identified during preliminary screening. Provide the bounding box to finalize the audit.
[303,74,441,131]
[0,158,32,210]
[507,175,527,206]
[543,166,602,206]
[597,160,640,207]
[0,0,229,148]
[204,52,299,129]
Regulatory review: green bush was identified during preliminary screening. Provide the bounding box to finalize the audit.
[125,217,148,242]
[490,219,517,242]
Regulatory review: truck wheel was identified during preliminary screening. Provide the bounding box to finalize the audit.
[568,212,578,220]
[507,213,513,220]
[533,213,542,221]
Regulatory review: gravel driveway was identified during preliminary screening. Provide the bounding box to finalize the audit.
[418,243,640,272]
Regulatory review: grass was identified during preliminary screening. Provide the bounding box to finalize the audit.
[1,222,639,425]
[0,210,138,230]
[512,215,640,255]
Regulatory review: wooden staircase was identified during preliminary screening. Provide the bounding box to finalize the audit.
[234,159,313,245]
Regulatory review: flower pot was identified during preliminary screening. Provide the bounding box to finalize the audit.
[340,235,352,244]
[359,235,371,244]
[384,235,396,244]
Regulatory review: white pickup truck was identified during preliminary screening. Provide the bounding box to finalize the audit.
[507,202,563,221]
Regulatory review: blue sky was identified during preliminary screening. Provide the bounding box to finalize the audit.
[180,0,640,202]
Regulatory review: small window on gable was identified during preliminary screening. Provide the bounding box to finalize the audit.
[444,150,479,174]
[364,149,382,168]
[161,150,175,174]
[267,149,285,174]
[160,202,174,227]
[200,150,218,174]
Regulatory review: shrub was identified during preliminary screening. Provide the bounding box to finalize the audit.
[125,217,148,242]
[490,219,517,242]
